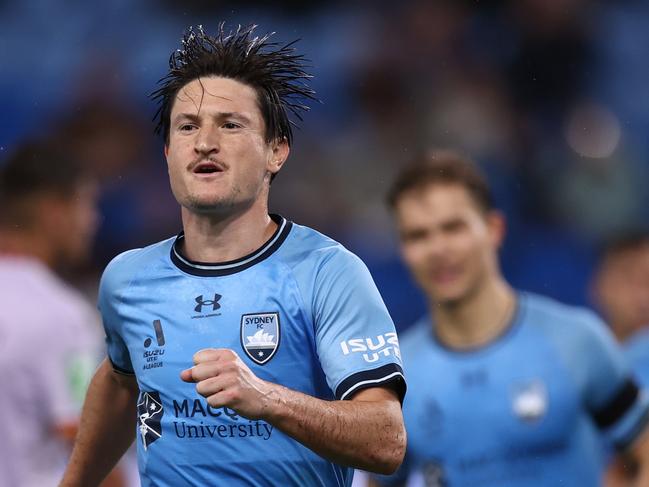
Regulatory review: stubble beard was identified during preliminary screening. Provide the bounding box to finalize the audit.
[430,267,486,310]
[182,183,260,217]
[181,189,241,214]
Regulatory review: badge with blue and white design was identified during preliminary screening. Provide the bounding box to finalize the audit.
[240,312,280,365]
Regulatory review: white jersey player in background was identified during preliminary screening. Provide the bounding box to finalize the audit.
[0,140,126,487]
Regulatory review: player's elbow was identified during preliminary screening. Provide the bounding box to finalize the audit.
[367,422,407,475]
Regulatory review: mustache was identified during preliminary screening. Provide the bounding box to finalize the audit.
[186,156,227,172]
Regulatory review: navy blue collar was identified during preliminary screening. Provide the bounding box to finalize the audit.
[429,293,525,354]
[170,214,292,277]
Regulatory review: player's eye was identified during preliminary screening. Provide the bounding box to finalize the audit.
[441,219,467,234]
[402,229,428,242]
[179,124,197,131]
[223,122,241,129]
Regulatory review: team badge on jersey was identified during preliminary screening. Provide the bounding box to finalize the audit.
[512,380,547,422]
[240,312,280,365]
[137,390,163,450]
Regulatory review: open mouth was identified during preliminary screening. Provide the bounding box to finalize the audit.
[193,162,223,174]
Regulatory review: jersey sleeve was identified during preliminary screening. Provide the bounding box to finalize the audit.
[98,253,135,375]
[578,311,649,450]
[42,304,104,425]
[312,248,406,402]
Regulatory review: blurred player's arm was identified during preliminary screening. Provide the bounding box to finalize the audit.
[573,311,649,487]
[606,425,649,487]
[60,359,138,487]
[182,348,406,475]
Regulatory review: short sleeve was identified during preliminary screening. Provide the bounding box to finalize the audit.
[579,311,649,449]
[312,249,406,402]
[42,304,104,424]
[98,255,135,375]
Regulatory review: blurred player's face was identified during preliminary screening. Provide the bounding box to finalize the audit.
[395,183,504,305]
[165,76,288,214]
[47,181,100,266]
[595,245,649,339]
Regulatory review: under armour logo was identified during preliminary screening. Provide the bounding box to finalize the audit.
[195,294,222,313]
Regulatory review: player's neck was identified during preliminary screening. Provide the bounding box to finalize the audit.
[179,202,277,263]
[0,229,56,268]
[614,322,643,343]
[431,276,516,350]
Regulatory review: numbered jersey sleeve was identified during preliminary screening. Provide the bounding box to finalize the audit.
[98,251,137,375]
[311,248,406,402]
[578,311,649,450]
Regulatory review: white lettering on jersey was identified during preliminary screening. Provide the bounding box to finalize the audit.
[339,332,401,363]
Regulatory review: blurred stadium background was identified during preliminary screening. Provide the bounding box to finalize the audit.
[2,0,648,331]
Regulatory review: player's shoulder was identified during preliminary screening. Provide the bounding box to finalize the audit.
[100,236,175,291]
[0,258,96,335]
[521,291,607,342]
[625,329,649,359]
[398,317,434,361]
[280,220,364,270]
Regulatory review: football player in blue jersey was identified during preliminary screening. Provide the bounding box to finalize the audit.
[374,151,649,486]
[592,232,649,485]
[594,232,649,388]
[62,24,406,487]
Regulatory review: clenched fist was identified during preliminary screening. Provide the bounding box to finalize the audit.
[180,348,279,420]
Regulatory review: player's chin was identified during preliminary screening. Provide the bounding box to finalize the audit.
[184,194,234,213]
[429,282,471,305]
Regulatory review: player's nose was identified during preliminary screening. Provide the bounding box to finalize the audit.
[194,124,221,155]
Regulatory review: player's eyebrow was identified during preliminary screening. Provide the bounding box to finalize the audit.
[172,112,252,125]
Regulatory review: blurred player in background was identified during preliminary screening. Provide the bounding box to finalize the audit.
[594,232,649,388]
[373,151,649,486]
[62,23,405,487]
[0,141,124,486]
[593,232,649,486]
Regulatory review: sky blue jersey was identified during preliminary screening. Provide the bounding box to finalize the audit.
[98,215,406,487]
[380,292,649,487]
[625,329,649,389]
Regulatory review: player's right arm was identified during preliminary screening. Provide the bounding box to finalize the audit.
[61,251,139,486]
[60,359,137,487]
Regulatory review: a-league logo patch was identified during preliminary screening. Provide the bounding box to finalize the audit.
[240,312,280,365]
[137,390,163,450]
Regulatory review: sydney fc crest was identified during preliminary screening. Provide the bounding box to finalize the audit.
[512,380,548,422]
[240,312,280,365]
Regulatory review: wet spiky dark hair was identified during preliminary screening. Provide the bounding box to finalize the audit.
[151,23,316,146]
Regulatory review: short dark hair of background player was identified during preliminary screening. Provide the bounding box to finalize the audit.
[0,140,90,227]
[386,149,494,213]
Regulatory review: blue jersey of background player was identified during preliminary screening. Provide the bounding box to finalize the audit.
[594,232,649,390]
[374,151,649,487]
[62,24,406,487]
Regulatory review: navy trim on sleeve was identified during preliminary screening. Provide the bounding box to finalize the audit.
[593,379,639,429]
[109,357,135,376]
[613,405,649,451]
[336,363,406,403]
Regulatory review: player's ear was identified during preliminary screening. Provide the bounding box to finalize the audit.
[164,144,169,158]
[487,210,506,249]
[267,137,289,175]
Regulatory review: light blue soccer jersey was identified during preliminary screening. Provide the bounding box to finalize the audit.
[98,214,405,487]
[625,329,649,389]
[382,293,649,487]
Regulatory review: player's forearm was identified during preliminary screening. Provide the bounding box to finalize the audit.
[61,359,137,487]
[260,386,405,475]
